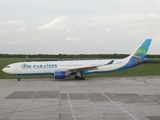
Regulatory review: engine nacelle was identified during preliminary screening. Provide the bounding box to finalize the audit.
[54,71,67,79]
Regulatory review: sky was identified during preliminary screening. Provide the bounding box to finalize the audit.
[0,0,160,54]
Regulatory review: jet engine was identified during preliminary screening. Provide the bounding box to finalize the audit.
[54,71,70,79]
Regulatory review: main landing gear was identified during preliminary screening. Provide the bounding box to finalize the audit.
[75,75,85,80]
[75,72,85,80]
[17,76,21,81]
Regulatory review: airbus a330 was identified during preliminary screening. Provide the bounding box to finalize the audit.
[2,39,152,81]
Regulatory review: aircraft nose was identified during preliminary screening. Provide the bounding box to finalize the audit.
[2,67,14,74]
[2,68,7,73]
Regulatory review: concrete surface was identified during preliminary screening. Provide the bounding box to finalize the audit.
[0,76,160,120]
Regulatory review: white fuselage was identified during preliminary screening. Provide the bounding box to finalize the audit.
[2,58,129,75]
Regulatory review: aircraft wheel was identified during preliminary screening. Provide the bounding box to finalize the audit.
[75,76,80,80]
[17,78,21,81]
[81,76,85,80]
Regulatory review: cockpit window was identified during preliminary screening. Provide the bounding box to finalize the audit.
[7,66,10,68]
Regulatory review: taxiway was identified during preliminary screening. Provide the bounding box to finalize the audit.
[0,76,160,120]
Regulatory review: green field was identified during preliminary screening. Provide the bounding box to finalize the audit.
[0,58,160,79]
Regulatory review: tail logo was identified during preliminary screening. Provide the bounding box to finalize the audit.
[133,47,147,58]
[132,39,152,59]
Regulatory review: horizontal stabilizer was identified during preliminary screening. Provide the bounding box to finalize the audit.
[107,60,114,65]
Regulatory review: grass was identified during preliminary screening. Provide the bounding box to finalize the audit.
[0,58,160,79]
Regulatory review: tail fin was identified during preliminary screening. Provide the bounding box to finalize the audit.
[125,39,152,66]
[129,39,152,59]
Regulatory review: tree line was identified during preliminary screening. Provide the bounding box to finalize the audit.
[0,54,160,59]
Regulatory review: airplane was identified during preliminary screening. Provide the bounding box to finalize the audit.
[2,39,152,81]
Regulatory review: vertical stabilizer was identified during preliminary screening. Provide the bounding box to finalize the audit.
[129,39,152,59]
[125,39,152,66]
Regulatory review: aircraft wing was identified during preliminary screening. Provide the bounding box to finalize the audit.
[67,59,114,72]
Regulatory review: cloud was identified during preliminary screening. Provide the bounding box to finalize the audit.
[106,28,111,33]
[38,17,64,30]
[90,14,160,26]
[147,14,159,18]
[0,29,4,32]
[4,20,25,25]
[156,1,160,5]
[20,27,26,31]
[65,37,81,41]
[0,20,26,32]
[38,14,160,42]
[90,14,160,32]
[37,16,74,33]
[1,14,160,54]
[8,40,27,45]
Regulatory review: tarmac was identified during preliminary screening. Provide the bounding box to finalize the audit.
[0,76,160,120]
